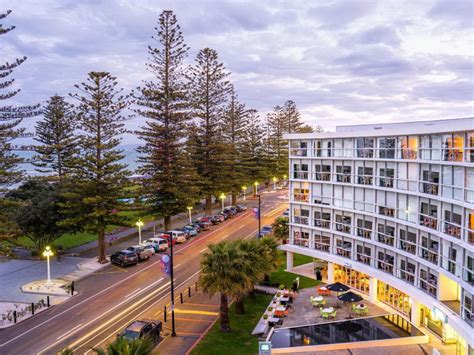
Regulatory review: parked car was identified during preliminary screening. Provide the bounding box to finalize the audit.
[119,319,162,341]
[207,215,221,225]
[182,225,198,237]
[111,250,138,267]
[144,238,169,252]
[218,211,229,220]
[193,220,210,230]
[127,245,152,261]
[282,209,289,217]
[165,230,187,243]
[235,204,247,212]
[258,225,273,238]
[213,214,225,222]
[187,223,201,233]
[141,243,155,255]
[223,207,237,216]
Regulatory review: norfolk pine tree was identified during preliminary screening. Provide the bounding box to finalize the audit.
[61,72,130,263]
[33,95,78,178]
[135,10,198,231]
[186,48,231,214]
[0,10,39,239]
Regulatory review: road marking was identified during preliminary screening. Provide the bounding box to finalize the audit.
[174,309,218,316]
[175,263,182,268]
[222,234,229,239]
[199,247,208,253]
[56,323,83,340]
[124,287,142,299]
[184,303,220,308]
[237,225,245,230]
[174,318,213,323]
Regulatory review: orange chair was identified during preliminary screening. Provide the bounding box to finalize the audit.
[317,287,330,296]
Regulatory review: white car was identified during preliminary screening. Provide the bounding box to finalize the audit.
[144,238,169,252]
[141,243,156,255]
[165,230,187,244]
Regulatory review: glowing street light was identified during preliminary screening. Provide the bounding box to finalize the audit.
[136,219,144,244]
[241,186,247,201]
[42,246,54,283]
[253,181,259,196]
[272,176,278,190]
[187,206,193,223]
[219,193,226,211]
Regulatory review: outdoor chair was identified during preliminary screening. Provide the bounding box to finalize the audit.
[329,310,337,319]
[322,312,329,320]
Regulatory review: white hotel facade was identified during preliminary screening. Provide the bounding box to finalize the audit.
[281,117,474,354]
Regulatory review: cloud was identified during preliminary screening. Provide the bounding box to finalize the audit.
[412,80,474,101]
[428,0,474,28]
[308,0,377,28]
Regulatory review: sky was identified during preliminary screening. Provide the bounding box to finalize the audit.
[2,0,474,143]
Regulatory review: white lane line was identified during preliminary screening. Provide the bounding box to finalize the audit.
[237,225,245,230]
[124,288,142,299]
[199,247,208,253]
[56,323,83,341]
[175,263,182,269]
[222,234,229,239]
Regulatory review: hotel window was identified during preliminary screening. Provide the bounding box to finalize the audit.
[319,139,332,157]
[464,254,474,285]
[334,138,352,158]
[292,184,309,202]
[419,267,438,298]
[335,161,352,183]
[290,140,308,157]
[314,161,331,181]
[399,136,418,159]
[334,185,352,209]
[354,187,374,213]
[293,207,309,225]
[468,132,474,162]
[397,162,417,191]
[377,281,411,315]
[468,210,474,245]
[420,134,441,160]
[293,230,310,247]
[377,190,396,218]
[399,257,416,285]
[442,203,462,239]
[397,193,417,223]
[356,161,373,185]
[462,291,473,327]
[466,168,474,203]
[443,243,460,276]
[442,133,464,162]
[314,208,331,229]
[399,227,417,254]
[335,238,352,258]
[335,265,370,294]
[292,163,308,179]
[314,232,331,252]
[377,221,395,247]
[377,249,395,274]
[356,215,373,239]
[356,243,372,265]
[420,164,440,195]
[335,211,352,234]
[378,137,396,159]
[378,165,395,188]
[420,232,439,265]
[312,183,332,205]
[442,165,463,200]
[356,137,374,158]
[420,199,438,230]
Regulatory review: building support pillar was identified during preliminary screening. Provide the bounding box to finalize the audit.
[286,251,294,272]
[327,262,335,283]
[369,277,378,302]
[410,299,422,327]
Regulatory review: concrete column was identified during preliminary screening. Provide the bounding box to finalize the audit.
[410,299,422,327]
[286,251,294,272]
[327,262,335,283]
[369,277,378,302]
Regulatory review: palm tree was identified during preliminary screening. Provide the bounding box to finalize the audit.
[258,236,280,282]
[199,241,247,332]
[271,217,289,243]
[93,336,154,355]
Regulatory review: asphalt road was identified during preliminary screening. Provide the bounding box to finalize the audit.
[0,190,287,355]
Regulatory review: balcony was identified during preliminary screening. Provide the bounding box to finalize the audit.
[314,243,330,253]
[420,215,438,230]
[357,175,373,185]
[420,247,439,265]
[293,171,308,179]
[290,148,308,157]
[293,193,309,203]
[379,207,395,218]
[294,238,309,247]
[356,254,371,265]
[377,260,394,275]
[335,223,351,234]
[357,149,373,158]
[379,149,395,159]
[357,227,372,239]
[293,216,309,225]
[336,174,351,183]
[315,172,331,181]
[421,182,439,195]
[444,222,461,239]
[420,277,437,298]
[379,177,394,188]
[401,149,417,160]
[399,240,416,254]
[314,219,331,229]
[399,270,415,285]
[444,149,463,162]
[378,233,394,247]
[336,246,351,259]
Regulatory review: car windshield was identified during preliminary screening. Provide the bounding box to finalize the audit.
[121,329,140,340]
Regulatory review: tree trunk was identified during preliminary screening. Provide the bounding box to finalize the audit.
[264,274,270,282]
[248,285,256,299]
[164,216,171,231]
[220,293,231,332]
[97,226,107,264]
[205,195,212,215]
[231,192,237,205]
[235,294,245,315]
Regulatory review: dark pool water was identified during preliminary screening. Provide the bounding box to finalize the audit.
[270,314,424,349]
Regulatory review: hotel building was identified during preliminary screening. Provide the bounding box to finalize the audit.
[281,117,474,354]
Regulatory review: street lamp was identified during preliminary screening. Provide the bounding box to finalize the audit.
[241,186,247,201]
[136,219,144,244]
[187,206,193,223]
[272,176,278,190]
[219,193,226,211]
[42,246,53,283]
[253,181,259,197]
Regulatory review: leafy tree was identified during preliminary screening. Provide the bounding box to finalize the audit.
[135,10,198,230]
[186,48,231,214]
[271,217,289,242]
[33,95,77,178]
[7,180,64,252]
[222,87,249,204]
[61,72,130,263]
[0,10,39,239]
[240,109,266,187]
[93,336,154,355]
[199,241,246,332]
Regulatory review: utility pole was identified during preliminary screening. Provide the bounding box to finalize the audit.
[170,236,176,336]
[258,194,261,236]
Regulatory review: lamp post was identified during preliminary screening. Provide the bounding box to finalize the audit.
[219,193,226,211]
[242,186,247,201]
[136,219,144,244]
[254,181,259,197]
[272,176,277,190]
[257,194,261,236]
[187,206,193,223]
[42,246,53,283]
[170,230,176,337]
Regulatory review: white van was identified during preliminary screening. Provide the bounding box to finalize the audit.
[144,238,169,252]
[166,230,187,244]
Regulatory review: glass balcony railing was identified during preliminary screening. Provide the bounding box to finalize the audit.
[293,216,309,225]
[420,214,438,230]
[314,219,331,229]
[444,221,461,239]
[356,227,372,239]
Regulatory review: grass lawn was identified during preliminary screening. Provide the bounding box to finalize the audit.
[265,250,320,289]
[191,293,273,355]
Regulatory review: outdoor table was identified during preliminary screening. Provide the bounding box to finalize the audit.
[354,304,368,315]
[321,307,334,314]
[313,296,324,302]
[280,297,289,302]
[319,286,328,291]
[276,306,286,312]
[268,316,280,323]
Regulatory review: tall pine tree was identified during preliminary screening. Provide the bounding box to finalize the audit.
[33,95,77,178]
[281,100,303,133]
[186,48,231,214]
[135,10,198,231]
[0,10,39,239]
[266,105,287,179]
[240,109,266,186]
[61,72,130,263]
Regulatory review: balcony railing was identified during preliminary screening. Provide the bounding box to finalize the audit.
[379,207,395,218]
[420,247,439,265]
[379,177,394,188]
[399,240,416,254]
[378,233,395,247]
[357,176,373,185]
[377,260,394,275]
[419,277,437,298]
[293,193,309,202]
[314,219,331,229]
[336,174,351,183]
[335,223,351,234]
[336,247,352,259]
[293,216,309,225]
[356,227,372,239]
[421,182,439,195]
[356,253,371,265]
[420,214,438,230]
[315,172,331,181]
[290,148,308,157]
[401,149,417,160]
[444,221,461,239]
[443,149,463,162]
[399,269,416,285]
[294,238,309,247]
[314,243,330,252]
[293,171,308,179]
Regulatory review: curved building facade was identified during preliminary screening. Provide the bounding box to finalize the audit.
[281,117,474,354]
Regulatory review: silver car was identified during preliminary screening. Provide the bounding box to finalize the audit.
[127,245,152,261]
